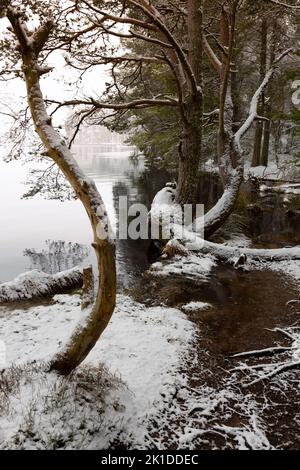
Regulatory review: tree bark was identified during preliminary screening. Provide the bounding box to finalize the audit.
[261,119,271,166]
[218,6,232,163]
[178,93,203,205]
[7,9,117,374]
[204,161,243,238]
[177,0,203,206]
[251,18,268,167]
[261,18,277,167]
[81,266,95,310]
[252,122,264,167]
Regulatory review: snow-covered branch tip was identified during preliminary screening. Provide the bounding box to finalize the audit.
[199,239,300,262]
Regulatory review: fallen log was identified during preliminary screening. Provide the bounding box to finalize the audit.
[184,237,300,262]
[0,267,83,304]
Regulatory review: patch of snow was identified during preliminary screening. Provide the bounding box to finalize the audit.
[245,156,300,182]
[151,253,216,282]
[204,158,219,174]
[0,294,195,449]
[0,364,125,450]
[267,259,300,282]
[246,163,284,181]
[153,377,273,450]
[182,301,212,312]
[260,182,300,195]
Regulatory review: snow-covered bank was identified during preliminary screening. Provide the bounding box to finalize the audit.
[261,258,300,283]
[205,156,300,182]
[260,182,300,195]
[0,268,83,303]
[1,230,299,449]
[150,253,216,282]
[245,160,300,182]
[0,293,194,449]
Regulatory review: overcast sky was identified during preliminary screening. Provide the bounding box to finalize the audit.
[0,13,109,134]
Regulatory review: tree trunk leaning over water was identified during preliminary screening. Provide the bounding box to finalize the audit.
[202,48,293,239]
[7,7,117,374]
[199,2,291,239]
[44,0,205,207]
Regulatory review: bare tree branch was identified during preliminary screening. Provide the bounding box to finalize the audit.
[265,0,300,8]
[49,97,179,115]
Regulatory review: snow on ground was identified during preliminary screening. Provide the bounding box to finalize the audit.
[204,156,300,182]
[173,388,273,450]
[245,157,300,182]
[0,293,194,449]
[260,182,300,195]
[0,224,299,449]
[265,259,300,283]
[245,163,285,180]
[182,301,212,312]
[150,253,216,282]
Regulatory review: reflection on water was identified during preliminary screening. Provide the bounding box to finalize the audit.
[76,153,169,286]
[0,152,168,286]
[206,175,300,249]
[24,240,90,275]
[0,151,300,286]
[247,192,300,248]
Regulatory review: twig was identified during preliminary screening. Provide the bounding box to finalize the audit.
[265,327,295,340]
[243,361,300,388]
[231,346,292,359]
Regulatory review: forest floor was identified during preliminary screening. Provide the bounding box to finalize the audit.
[136,255,300,449]
[0,250,300,449]
[0,291,194,449]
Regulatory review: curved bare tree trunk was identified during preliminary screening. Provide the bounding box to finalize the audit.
[202,48,291,239]
[204,163,243,238]
[202,2,243,239]
[7,9,116,374]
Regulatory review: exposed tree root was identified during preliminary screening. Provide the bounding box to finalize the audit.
[231,346,292,359]
[231,327,300,388]
[266,327,296,340]
[243,361,300,388]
